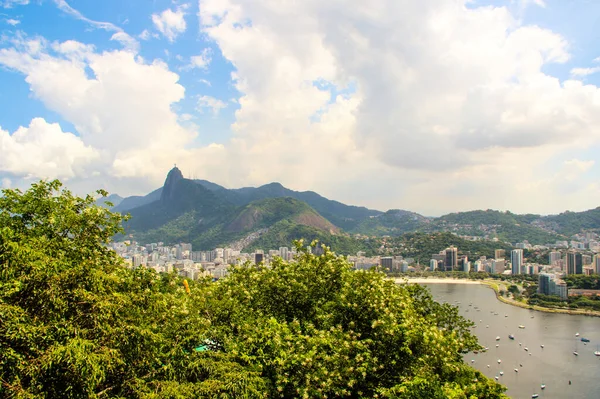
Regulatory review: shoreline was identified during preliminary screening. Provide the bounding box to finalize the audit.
[395,277,600,318]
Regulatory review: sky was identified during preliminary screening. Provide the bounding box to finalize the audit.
[1,0,600,216]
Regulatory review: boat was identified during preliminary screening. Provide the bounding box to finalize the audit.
[519,325,525,329]
[487,365,490,368]
[499,371,504,376]
[524,347,529,351]
[541,384,545,390]
[519,342,522,346]
[531,316,534,318]
[494,376,499,380]
[509,334,515,340]
[471,359,475,363]
[496,336,500,341]
[532,394,539,398]
[540,345,544,349]
[581,337,590,343]
[496,344,499,348]
[486,325,489,328]
[497,359,501,363]
[576,332,580,337]
[595,351,600,356]
[514,368,519,372]
[573,351,579,356]
[505,314,508,317]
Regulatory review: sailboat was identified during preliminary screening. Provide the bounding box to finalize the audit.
[594,345,600,356]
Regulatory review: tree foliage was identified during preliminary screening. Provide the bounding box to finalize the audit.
[0,181,506,398]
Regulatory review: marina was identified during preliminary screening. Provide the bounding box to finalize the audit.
[425,283,600,398]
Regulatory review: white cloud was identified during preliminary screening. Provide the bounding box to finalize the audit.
[193,0,600,214]
[188,48,212,69]
[6,18,20,25]
[0,35,199,187]
[53,0,138,51]
[0,118,99,179]
[1,0,28,8]
[152,6,188,42]
[197,95,227,115]
[570,66,600,77]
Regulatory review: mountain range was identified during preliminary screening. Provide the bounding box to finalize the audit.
[105,167,600,251]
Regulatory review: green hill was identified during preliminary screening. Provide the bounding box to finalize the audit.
[350,209,431,236]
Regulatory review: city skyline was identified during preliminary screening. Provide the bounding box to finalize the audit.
[2,1,600,217]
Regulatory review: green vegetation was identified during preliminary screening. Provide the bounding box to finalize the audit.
[544,207,600,236]
[379,232,510,263]
[350,209,430,236]
[0,181,507,398]
[563,275,600,290]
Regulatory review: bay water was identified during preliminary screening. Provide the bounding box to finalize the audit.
[423,283,600,399]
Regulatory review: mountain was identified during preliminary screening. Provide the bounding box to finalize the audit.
[119,167,352,251]
[112,168,600,248]
[350,209,431,236]
[195,181,381,231]
[113,188,162,213]
[96,194,123,208]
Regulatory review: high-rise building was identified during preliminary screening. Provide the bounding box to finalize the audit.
[254,250,264,265]
[381,257,394,271]
[511,249,523,275]
[429,259,438,271]
[444,247,458,271]
[549,251,562,265]
[461,256,470,273]
[492,259,505,274]
[494,249,506,260]
[566,252,583,274]
[279,247,289,261]
[594,255,600,275]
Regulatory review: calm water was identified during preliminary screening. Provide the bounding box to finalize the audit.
[424,283,600,399]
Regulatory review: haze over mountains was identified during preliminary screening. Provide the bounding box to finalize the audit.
[106,167,600,251]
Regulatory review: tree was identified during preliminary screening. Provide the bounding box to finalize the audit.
[0,181,507,398]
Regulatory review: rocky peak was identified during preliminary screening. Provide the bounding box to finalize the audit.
[160,166,184,203]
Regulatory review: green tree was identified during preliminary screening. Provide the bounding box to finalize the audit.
[0,181,507,398]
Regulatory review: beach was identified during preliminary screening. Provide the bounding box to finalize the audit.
[394,277,482,285]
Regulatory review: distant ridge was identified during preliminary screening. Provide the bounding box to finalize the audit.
[109,168,599,246]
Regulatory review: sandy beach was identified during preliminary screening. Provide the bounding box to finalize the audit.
[394,277,483,285]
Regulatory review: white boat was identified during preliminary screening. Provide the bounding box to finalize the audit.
[540,345,544,349]
[519,325,525,329]
[487,365,490,368]
[525,347,529,351]
[495,376,499,380]
[499,371,504,376]
[595,351,600,356]
[541,384,545,390]
[496,336,500,341]
[496,344,499,348]
[519,342,522,346]
[497,359,501,363]
[532,394,539,398]
[573,351,579,356]
[514,368,519,372]
[471,359,475,363]
[576,332,580,337]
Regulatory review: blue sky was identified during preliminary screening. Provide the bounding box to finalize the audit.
[1,0,600,215]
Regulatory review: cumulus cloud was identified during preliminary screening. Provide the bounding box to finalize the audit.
[188,48,212,69]
[197,95,227,115]
[0,118,99,179]
[194,0,600,214]
[152,6,188,42]
[6,18,20,25]
[0,35,198,187]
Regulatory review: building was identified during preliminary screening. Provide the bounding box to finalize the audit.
[538,273,568,300]
[400,261,409,273]
[461,257,470,273]
[511,249,523,275]
[381,257,394,271]
[279,247,289,261]
[566,252,583,275]
[492,258,505,274]
[549,251,562,265]
[254,250,264,265]
[494,249,506,260]
[429,259,438,271]
[594,255,600,275]
[444,247,458,271]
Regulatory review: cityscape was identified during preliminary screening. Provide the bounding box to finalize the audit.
[114,230,600,301]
